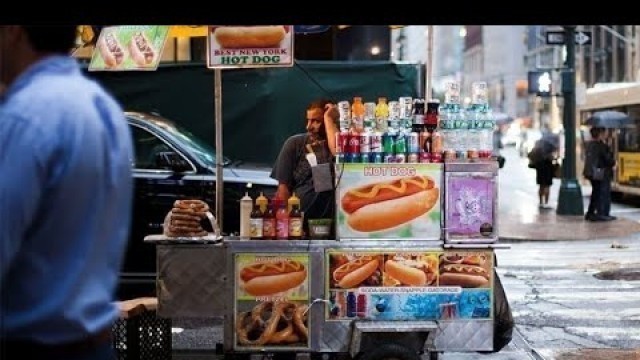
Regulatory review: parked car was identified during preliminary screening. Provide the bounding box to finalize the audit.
[121,111,277,299]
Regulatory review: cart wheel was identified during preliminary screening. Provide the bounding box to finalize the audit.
[359,343,420,360]
[427,351,440,360]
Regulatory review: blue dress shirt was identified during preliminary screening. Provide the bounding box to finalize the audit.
[0,56,134,343]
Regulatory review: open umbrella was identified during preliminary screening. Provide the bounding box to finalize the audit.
[493,112,514,126]
[585,110,633,128]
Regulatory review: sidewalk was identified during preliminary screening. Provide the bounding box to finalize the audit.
[497,147,640,242]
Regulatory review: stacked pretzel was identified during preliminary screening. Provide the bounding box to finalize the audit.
[236,301,308,346]
[165,199,210,238]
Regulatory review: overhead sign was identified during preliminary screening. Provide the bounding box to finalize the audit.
[207,25,294,69]
[89,26,169,71]
[545,30,592,46]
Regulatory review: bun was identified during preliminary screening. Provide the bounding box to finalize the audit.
[128,31,155,66]
[384,259,427,286]
[97,31,124,68]
[240,260,307,296]
[214,26,286,48]
[333,256,379,288]
[439,264,490,288]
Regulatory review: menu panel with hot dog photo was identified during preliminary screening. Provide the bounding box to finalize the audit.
[336,163,442,240]
[326,250,493,321]
[234,253,310,350]
[89,26,169,71]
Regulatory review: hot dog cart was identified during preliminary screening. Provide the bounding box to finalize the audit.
[145,159,506,360]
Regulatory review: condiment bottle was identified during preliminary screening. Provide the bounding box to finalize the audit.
[256,192,268,214]
[374,97,389,132]
[249,202,263,240]
[239,192,252,239]
[288,203,303,240]
[262,202,276,240]
[275,199,289,240]
[287,192,300,213]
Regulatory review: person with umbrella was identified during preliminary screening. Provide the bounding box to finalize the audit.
[527,125,559,209]
[583,127,617,221]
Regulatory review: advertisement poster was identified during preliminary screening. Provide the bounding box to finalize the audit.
[336,163,442,240]
[89,26,169,71]
[234,253,310,349]
[445,174,497,242]
[207,25,294,69]
[326,250,492,321]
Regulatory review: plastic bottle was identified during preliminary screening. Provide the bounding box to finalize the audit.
[256,192,268,214]
[287,192,300,213]
[275,199,289,240]
[374,97,389,132]
[288,203,303,240]
[239,192,252,239]
[351,97,365,132]
[249,202,263,240]
[262,202,276,240]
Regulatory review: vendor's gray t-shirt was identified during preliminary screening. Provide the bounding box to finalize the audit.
[270,134,335,225]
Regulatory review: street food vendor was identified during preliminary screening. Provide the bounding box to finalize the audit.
[270,98,339,235]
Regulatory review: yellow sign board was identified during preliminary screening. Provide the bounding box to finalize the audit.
[617,152,640,185]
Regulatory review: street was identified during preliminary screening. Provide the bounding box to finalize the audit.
[171,147,640,359]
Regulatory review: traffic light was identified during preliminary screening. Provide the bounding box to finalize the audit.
[528,70,552,97]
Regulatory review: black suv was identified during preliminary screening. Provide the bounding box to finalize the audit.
[121,111,277,299]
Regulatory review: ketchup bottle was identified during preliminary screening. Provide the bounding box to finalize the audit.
[275,199,289,240]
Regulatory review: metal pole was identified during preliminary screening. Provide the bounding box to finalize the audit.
[557,26,584,216]
[636,25,640,81]
[214,68,224,231]
[425,25,434,101]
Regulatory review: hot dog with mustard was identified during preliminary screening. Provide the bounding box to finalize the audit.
[240,260,307,296]
[341,175,439,232]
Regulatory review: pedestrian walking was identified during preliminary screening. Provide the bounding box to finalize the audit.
[528,126,559,209]
[583,127,616,221]
[0,25,134,359]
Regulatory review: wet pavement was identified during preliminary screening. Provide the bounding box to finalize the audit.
[498,147,640,242]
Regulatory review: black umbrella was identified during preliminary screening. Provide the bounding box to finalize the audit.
[493,112,514,125]
[585,110,633,128]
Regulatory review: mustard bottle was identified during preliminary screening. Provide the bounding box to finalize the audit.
[287,192,300,213]
[256,192,268,214]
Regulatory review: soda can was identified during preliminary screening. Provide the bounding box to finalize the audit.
[407,152,419,163]
[456,150,467,159]
[359,132,371,154]
[382,133,396,154]
[443,150,456,161]
[407,132,419,153]
[372,152,383,163]
[467,149,479,159]
[346,153,361,163]
[336,153,345,164]
[419,130,431,153]
[394,131,407,154]
[336,131,349,154]
[419,152,432,163]
[431,152,443,163]
[346,133,361,154]
[395,153,406,163]
[360,153,370,163]
[431,131,443,154]
[383,153,395,163]
[370,132,383,153]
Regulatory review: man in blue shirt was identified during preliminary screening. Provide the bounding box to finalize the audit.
[0,26,134,359]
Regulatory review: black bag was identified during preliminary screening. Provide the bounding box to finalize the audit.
[493,270,514,352]
[552,160,561,178]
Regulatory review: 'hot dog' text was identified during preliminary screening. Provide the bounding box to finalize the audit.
[364,166,417,177]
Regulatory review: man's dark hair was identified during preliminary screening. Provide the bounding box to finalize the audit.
[307,98,333,112]
[23,26,77,53]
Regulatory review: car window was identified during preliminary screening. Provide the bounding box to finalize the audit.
[130,125,174,170]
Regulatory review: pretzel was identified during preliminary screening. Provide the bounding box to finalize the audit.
[169,213,202,222]
[174,199,209,210]
[236,301,308,346]
[170,219,202,227]
[165,230,208,238]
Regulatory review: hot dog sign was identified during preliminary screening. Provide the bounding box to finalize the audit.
[207,26,294,69]
[336,163,442,240]
[89,26,169,71]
